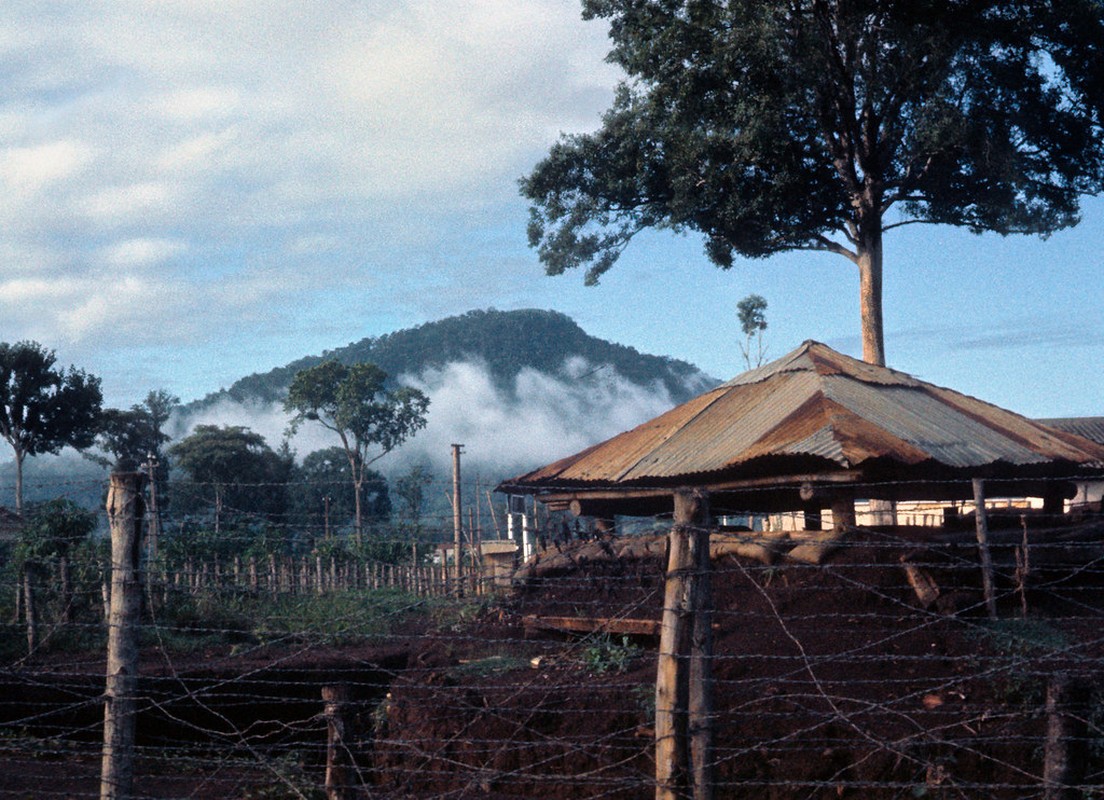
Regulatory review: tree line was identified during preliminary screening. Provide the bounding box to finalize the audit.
[0,341,433,547]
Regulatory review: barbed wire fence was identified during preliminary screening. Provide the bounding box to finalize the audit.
[0,473,1103,798]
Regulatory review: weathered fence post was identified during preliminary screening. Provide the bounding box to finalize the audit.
[688,493,714,800]
[656,488,713,800]
[1044,673,1089,800]
[101,471,144,800]
[323,684,356,800]
[972,478,998,619]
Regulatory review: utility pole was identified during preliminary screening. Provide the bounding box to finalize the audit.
[451,444,463,593]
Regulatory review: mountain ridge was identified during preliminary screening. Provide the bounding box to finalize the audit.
[187,308,716,411]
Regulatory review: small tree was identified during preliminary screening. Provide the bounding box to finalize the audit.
[736,294,768,370]
[18,498,97,643]
[0,341,103,513]
[285,361,429,543]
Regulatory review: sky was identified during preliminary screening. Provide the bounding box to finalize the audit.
[2,0,1102,428]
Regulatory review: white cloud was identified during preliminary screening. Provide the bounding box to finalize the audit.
[0,140,92,191]
[82,182,176,225]
[103,238,185,267]
[0,0,620,391]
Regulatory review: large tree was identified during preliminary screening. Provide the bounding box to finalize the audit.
[523,0,1104,365]
[0,341,103,513]
[285,361,429,543]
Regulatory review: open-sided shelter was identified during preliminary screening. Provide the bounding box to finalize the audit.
[498,341,1104,522]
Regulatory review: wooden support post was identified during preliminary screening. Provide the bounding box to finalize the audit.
[323,684,356,800]
[656,488,712,800]
[972,478,998,620]
[101,472,144,800]
[830,493,856,532]
[1043,484,1066,519]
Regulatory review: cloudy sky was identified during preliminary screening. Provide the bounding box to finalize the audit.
[3,0,1102,423]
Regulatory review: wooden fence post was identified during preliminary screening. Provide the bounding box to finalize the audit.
[688,494,714,800]
[1044,673,1089,800]
[972,479,998,620]
[100,472,144,800]
[656,488,712,800]
[323,684,356,800]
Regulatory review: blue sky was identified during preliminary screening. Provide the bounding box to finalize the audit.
[2,1,1102,421]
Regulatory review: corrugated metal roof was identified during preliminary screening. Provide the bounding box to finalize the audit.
[503,341,1104,492]
[1038,417,1104,446]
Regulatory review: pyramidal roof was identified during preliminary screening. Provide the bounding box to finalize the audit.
[502,341,1104,493]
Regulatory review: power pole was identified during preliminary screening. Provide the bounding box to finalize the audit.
[451,444,463,593]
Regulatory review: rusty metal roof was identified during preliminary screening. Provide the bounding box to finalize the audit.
[501,341,1104,495]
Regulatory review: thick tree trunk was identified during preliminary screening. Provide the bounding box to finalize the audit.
[856,226,886,367]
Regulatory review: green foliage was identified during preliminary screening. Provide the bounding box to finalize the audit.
[18,498,96,562]
[736,294,768,369]
[285,360,428,539]
[395,463,433,529]
[151,587,445,653]
[973,618,1071,704]
[170,425,293,531]
[90,389,178,472]
[523,1,1104,363]
[581,633,642,675]
[291,446,390,537]
[0,340,103,511]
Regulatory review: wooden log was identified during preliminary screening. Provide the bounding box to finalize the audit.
[900,558,941,609]
[523,615,662,637]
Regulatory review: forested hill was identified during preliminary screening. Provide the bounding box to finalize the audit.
[188,309,715,410]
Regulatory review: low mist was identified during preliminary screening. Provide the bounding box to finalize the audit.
[178,358,686,480]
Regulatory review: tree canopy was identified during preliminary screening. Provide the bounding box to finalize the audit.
[0,341,103,512]
[523,0,1104,365]
[285,361,429,541]
[92,390,179,471]
[169,424,292,533]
